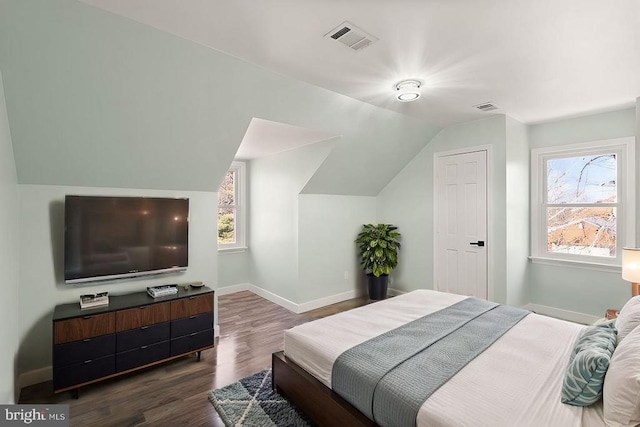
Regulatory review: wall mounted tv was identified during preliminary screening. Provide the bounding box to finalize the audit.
[64,195,189,284]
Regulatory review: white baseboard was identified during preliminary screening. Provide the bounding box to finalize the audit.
[247,285,300,313]
[216,283,252,296]
[387,287,404,297]
[218,283,379,314]
[522,303,600,325]
[296,289,367,313]
[19,366,52,390]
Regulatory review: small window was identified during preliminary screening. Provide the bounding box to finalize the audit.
[531,137,635,269]
[218,161,246,251]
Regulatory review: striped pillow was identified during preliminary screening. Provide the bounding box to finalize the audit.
[561,322,617,406]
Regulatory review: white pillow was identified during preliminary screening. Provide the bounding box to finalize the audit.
[619,295,640,312]
[603,324,640,426]
[615,296,640,342]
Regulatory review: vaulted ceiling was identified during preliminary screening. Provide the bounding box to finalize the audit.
[79,0,640,126]
[1,1,637,195]
[0,0,441,195]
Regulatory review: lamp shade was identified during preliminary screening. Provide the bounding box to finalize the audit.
[622,248,640,283]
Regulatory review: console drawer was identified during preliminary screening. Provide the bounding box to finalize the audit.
[54,313,115,344]
[116,302,170,332]
[52,287,214,394]
[54,334,115,368]
[53,355,115,391]
[116,322,170,353]
[170,329,214,356]
[116,340,170,372]
[170,294,213,319]
[171,312,213,338]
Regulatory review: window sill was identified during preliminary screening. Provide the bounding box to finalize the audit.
[529,256,621,273]
[218,246,248,254]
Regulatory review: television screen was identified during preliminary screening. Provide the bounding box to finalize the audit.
[64,195,189,284]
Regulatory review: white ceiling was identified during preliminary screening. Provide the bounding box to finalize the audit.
[236,118,338,160]
[79,0,639,128]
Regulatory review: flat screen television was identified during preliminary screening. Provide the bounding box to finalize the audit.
[64,195,189,284]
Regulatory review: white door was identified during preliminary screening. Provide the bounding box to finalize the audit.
[435,150,487,299]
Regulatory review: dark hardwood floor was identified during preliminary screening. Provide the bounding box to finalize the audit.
[19,291,369,426]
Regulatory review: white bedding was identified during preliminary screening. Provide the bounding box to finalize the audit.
[284,289,605,427]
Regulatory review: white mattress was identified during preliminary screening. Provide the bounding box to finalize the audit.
[284,289,605,427]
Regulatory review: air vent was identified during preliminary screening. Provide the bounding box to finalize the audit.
[474,102,498,111]
[324,21,378,51]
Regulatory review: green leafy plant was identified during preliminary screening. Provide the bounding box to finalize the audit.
[355,224,401,277]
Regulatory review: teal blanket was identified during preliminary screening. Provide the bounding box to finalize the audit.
[331,298,530,427]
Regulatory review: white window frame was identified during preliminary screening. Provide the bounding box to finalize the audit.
[218,161,247,253]
[530,137,635,272]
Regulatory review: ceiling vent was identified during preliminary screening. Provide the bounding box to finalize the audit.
[324,21,378,51]
[474,102,498,111]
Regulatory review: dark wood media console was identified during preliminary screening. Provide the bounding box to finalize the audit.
[52,286,214,395]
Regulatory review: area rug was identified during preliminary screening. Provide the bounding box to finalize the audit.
[208,369,314,426]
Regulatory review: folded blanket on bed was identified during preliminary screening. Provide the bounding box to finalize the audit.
[332,297,530,427]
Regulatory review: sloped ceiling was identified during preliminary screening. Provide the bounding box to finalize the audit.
[78,0,640,126]
[235,118,338,160]
[0,0,440,196]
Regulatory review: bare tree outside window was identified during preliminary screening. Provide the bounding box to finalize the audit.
[532,138,634,267]
[546,154,617,257]
[218,170,236,244]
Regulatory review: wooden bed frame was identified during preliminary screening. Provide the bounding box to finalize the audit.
[272,351,376,427]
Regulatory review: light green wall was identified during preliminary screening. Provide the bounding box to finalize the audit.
[302,120,441,196]
[246,146,377,303]
[528,108,636,148]
[298,194,376,301]
[0,0,236,192]
[505,116,530,307]
[221,146,378,303]
[377,116,511,302]
[17,185,218,377]
[249,141,335,302]
[218,251,252,288]
[527,107,637,315]
[0,71,19,403]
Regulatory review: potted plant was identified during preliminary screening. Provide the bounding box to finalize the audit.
[355,224,401,300]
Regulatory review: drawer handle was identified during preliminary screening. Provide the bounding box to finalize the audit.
[82,316,94,320]
[141,345,149,350]
[83,359,93,364]
[189,333,198,337]
[140,325,149,330]
[82,338,92,342]
[189,296,197,300]
[189,315,197,319]
[139,306,148,310]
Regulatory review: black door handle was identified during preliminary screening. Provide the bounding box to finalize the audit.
[470,241,485,247]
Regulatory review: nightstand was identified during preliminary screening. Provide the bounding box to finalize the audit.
[605,309,619,320]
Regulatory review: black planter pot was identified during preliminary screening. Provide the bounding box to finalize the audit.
[367,274,389,300]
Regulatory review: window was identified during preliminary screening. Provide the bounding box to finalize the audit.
[218,161,246,251]
[531,137,635,269]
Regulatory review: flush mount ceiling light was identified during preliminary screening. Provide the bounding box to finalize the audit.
[395,79,421,102]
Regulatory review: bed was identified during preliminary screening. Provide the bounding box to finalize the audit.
[271,289,640,427]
